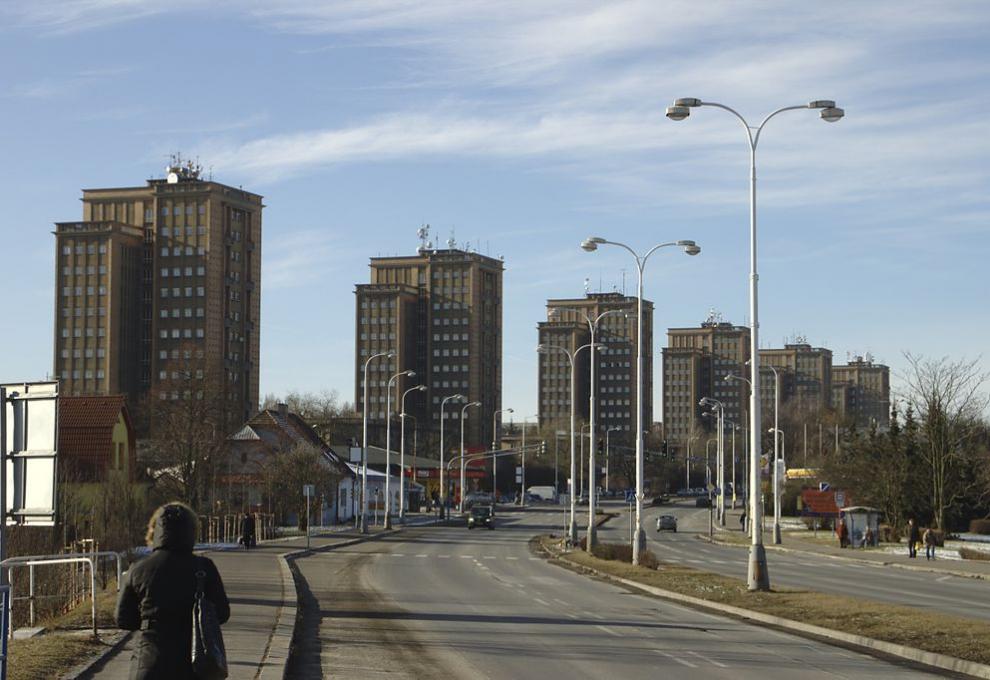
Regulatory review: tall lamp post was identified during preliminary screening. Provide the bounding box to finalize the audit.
[701,397,725,526]
[582,236,701,565]
[605,427,620,495]
[551,306,623,549]
[538,341,601,546]
[399,385,426,524]
[667,96,843,590]
[384,369,416,529]
[492,408,514,502]
[769,426,786,544]
[361,350,394,533]
[686,434,700,493]
[439,394,465,517]
[520,414,538,506]
[458,401,482,512]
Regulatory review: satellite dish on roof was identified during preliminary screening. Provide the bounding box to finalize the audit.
[167,172,179,184]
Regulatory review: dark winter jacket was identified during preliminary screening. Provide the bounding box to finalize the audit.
[908,522,921,543]
[116,504,230,680]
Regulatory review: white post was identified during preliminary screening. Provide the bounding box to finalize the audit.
[633,260,645,562]
[772,367,781,544]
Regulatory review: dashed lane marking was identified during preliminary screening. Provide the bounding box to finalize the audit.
[533,598,551,607]
[653,650,697,668]
[687,650,727,668]
[596,625,622,637]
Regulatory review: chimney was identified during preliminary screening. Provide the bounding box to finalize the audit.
[277,402,288,420]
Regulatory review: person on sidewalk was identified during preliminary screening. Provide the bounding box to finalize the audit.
[240,511,256,549]
[863,526,875,548]
[907,518,920,558]
[739,511,746,532]
[924,526,937,560]
[117,502,231,680]
[837,519,849,548]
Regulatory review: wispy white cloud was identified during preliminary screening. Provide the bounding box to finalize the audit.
[263,229,361,290]
[9,66,135,99]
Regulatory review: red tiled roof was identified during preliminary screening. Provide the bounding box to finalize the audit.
[801,489,851,516]
[58,395,129,476]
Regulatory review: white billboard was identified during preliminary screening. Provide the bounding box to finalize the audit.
[2,381,59,527]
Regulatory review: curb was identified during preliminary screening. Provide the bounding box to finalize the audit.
[549,548,990,679]
[62,630,132,680]
[702,534,990,581]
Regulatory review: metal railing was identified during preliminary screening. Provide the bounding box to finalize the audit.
[1,585,9,679]
[1,551,122,637]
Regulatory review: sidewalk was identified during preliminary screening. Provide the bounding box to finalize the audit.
[78,525,392,679]
[717,507,990,580]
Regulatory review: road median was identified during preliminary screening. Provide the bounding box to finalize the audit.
[536,536,990,678]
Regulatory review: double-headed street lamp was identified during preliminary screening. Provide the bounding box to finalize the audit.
[550,306,624,549]
[459,400,482,512]
[700,397,725,526]
[399,385,426,524]
[361,350,394,534]
[537,341,602,546]
[581,237,701,565]
[605,426,620,494]
[667,96,843,590]
[439,394,465,515]
[492,408,514,501]
[384,369,416,529]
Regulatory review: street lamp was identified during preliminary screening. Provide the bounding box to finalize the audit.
[439,394,465,517]
[361,350,394,534]
[459,401,482,512]
[399,385,426,524]
[520,414,538,506]
[769,426,786,544]
[538,341,602,546]
[492,408,514,502]
[701,397,725,526]
[605,426,620,494]
[686,434,700,493]
[550,305,624,549]
[384,369,415,529]
[581,236,701,565]
[668,96,842,590]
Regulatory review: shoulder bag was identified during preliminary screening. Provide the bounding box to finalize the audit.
[192,558,229,680]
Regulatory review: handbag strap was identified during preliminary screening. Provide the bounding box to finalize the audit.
[194,557,207,601]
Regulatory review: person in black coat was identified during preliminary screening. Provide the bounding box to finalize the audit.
[240,511,256,549]
[116,502,230,679]
[907,518,920,558]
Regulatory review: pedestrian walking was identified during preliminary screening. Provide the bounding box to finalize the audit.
[837,520,849,548]
[739,511,746,532]
[863,526,874,548]
[240,511,256,549]
[907,518,920,558]
[116,502,231,679]
[924,526,937,560]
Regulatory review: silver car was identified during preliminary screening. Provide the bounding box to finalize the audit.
[656,515,677,532]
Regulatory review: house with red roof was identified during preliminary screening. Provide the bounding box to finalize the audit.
[58,395,136,482]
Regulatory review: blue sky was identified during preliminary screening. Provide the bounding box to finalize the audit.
[1,1,987,419]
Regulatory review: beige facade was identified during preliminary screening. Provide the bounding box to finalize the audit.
[832,357,890,428]
[538,293,647,442]
[662,316,750,453]
[354,246,503,450]
[53,163,263,427]
[759,343,833,416]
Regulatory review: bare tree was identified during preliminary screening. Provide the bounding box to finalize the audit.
[901,353,989,529]
[262,443,344,528]
[261,390,351,442]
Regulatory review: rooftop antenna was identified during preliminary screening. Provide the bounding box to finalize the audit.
[447,228,456,250]
[621,268,626,296]
[584,277,590,294]
[417,224,431,254]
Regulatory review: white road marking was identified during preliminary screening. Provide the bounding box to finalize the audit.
[553,598,570,606]
[459,555,472,559]
[506,556,518,560]
[533,598,551,607]
[484,556,497,560]
[565,612,579,619]
[653,650,697,668]
[416,554,428,558]
[687,650,727,668]
[596,625,622,637]
[392,553,405,557]
[937,575,952,582]
[438,555,450,559]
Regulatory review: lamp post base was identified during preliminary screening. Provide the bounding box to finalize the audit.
[773,521,782,544]
[359,513,368,534]
[384,515,393,530]
[747,543,771,591]
[568,519,578,548]
[632,525,646,563]
[586,524,597,551]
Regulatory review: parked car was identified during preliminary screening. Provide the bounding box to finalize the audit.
[656,515,677,532]
[467,505,495,530]
[650,495,669,506]
[695,496,711,508]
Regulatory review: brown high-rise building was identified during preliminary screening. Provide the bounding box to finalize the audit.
[53,159,263,428]
[354,235,503,451]
[662,313,750,453]
[832,356,890,428]
[759,341,833,416]
[537,293,647,441]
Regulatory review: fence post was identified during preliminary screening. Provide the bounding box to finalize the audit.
[115,554,122,592]
[88,558,97,637]
[28,565,34,628]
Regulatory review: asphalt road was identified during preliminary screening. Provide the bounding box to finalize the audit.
[289,509,943,679]
[596,498,990,622]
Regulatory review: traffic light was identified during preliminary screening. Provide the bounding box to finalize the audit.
[661,439,669,457]
[540,440,546,455]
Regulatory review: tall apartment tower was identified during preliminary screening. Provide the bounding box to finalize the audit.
[53,159,263,428]
[537,293,648,441]
[832,356,890,428]
[758,341,833,416]
[662,312,750,453]
[354,233,503,451]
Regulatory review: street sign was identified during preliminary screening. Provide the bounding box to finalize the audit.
[819,482,830,492]
[2,382,59,527]
[303,484,315,497]
[835,491,846,508]
[624,490,635,502]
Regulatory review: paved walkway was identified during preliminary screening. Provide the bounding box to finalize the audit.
[80,525,392,679]
[719,507,990,579]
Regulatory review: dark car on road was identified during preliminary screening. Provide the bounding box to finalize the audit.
[656,515,677,532]
[650,495,669,506]
[468,505,495,530]
[695,496,711,508]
